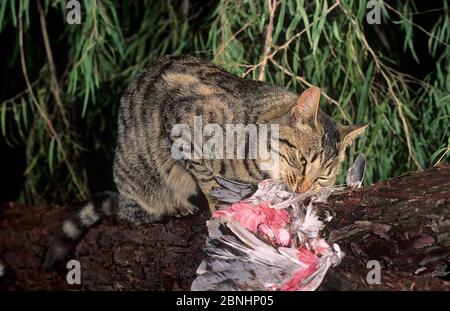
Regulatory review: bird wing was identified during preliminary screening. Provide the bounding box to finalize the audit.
[192,218,329,291]
[210,176,258,203]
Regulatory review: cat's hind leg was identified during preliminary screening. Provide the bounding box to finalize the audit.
[117,195,164,225]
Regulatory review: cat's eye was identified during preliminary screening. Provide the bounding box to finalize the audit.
[300,157,307,165]
[316,176,334,186]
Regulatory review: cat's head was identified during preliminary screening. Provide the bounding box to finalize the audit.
[277,87,367,192]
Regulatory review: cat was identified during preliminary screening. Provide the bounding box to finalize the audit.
[44,55,367,268]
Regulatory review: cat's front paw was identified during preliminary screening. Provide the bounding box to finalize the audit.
[176,204,199,217]
[186,204,199,215]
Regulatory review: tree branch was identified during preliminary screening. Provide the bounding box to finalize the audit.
[18,0,86,197]
[257,0,279,81]
[37,0,70,128]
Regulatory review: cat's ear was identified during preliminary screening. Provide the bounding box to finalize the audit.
[292,86,321,126]
[339,124,368,148]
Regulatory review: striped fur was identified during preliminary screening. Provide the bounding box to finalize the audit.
[44,56,366,268]
[44,192,119,269]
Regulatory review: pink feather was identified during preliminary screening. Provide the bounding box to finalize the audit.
[213,202,291,246]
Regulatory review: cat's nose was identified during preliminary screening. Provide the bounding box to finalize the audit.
[296,180,313,193]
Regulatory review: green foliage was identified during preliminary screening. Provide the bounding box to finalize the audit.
[1,0,449,203]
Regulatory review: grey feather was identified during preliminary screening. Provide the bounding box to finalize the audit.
[193,179,344,291]
[345,154,366,188]
[210,176,257,203]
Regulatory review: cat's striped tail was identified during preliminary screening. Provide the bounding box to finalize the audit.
[43,191,120,269]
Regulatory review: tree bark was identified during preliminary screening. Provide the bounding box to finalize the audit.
[320,164,450,290]
[1,164,449,290]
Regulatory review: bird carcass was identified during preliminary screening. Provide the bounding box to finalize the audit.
[191,154,366,291]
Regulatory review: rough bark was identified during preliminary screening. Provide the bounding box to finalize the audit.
[0,164,449,290]
[320,164,450,290]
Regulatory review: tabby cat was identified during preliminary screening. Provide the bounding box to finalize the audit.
[44,56,366,268]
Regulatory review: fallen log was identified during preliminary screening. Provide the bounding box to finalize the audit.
[0,164,449,290]
[319,164,450,290]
